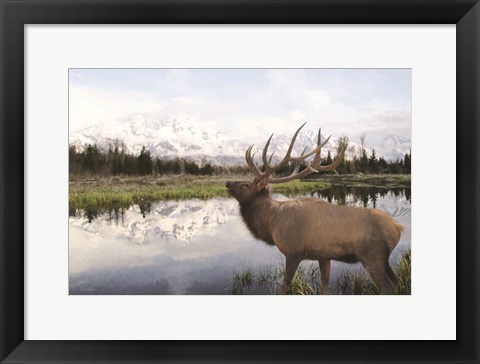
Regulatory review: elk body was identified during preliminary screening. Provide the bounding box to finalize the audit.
[226,123,403,295]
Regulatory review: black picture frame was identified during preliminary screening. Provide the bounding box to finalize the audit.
[1,1,479,363]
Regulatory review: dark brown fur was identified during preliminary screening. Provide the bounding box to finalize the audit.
[226,180,403,295]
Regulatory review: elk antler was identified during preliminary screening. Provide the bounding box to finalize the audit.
[246,123,346,184]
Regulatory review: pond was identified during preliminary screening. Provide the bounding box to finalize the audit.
[69,187,411,295]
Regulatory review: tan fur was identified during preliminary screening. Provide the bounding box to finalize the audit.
[226,181,403,295]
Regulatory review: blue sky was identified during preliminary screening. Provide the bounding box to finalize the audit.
[69,68,411,145]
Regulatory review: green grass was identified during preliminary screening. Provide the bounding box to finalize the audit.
[311,174,411,189]
[69,175,333,211]
[228,265,324,295]
[335,270,381,295]
[230,269,256,295]
[69,174,410,211]
[272,180,331,194]
[228,250,411,295]
[394,250,412,295]
[70,176,227,211]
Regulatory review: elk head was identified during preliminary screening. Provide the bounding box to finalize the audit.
[226,122,346,201]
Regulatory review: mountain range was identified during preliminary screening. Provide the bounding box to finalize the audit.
[69,114,411,164]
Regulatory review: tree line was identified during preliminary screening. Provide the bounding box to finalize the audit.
[322,148,411,175]
[69,144,217,176]
[69,143,411,177]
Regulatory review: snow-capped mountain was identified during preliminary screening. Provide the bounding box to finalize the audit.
[69,114,411,164]
[376,134,411,161]
[70,114,250,165]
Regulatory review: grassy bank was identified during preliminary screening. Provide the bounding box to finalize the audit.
[69,174,410,211]
[310,174,411,189]
[228,250,411,295]
[70,175,229,210]
[69,175,333,211]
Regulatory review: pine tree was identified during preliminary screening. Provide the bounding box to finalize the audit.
[113,146,122,175]
[378,157,388,174]
[83,144,101,174]
[322,151,333,166]
[360,149,369,173]
[404,152,411,173]
[368,149,378,173]
[172,158,182,174]
[138,146,153,175]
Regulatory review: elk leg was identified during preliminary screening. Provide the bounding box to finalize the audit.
[364,264,395,295]
[318,260,330,295]
[360,247,396,295]
[385,263,398,286]
[280,255,302,295]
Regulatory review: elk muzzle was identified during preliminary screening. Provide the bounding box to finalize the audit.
[226,181,250,202]
[226,181,236,196]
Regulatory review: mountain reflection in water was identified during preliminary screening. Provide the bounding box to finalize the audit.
[69,188,411,295]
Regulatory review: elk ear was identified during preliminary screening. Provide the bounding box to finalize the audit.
[255,177,269,191]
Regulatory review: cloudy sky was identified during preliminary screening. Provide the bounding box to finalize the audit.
[69,68,411,146]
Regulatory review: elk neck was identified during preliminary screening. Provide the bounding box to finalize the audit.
[238,191,276,246]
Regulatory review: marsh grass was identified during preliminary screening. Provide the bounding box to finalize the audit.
[228,264,323,295]
[394,250,412,295]
[230,269,256,295]
[70,176,228,211]
[272,180,330,195]
[228,250,411,295]
[335,250,411,295]
[335,270,381,295]
[69,175,332,211]
[314,174,411,189]
[288,266,322,295]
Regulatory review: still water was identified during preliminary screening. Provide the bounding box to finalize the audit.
[69,188,411,295]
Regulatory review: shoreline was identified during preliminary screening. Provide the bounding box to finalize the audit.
[69,174,411,211]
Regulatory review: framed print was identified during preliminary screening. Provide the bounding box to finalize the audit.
[1,0,479,363]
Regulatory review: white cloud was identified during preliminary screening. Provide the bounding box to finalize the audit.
[69,69,411,145]
[69,85,164,130]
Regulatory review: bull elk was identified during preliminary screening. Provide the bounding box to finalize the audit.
[226,123,403,294]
